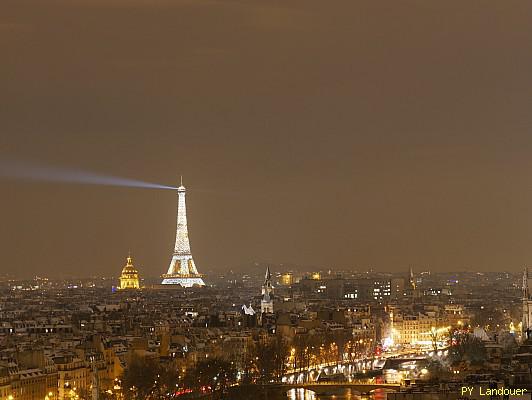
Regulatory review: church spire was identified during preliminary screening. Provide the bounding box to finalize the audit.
[265,265,271,283]
[261,266,274,315]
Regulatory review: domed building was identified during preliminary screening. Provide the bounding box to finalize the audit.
[119,254,140,289]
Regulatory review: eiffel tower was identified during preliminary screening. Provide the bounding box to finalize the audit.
[161,179,205,287]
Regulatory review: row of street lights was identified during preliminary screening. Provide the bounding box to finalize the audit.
[6,390,54,400]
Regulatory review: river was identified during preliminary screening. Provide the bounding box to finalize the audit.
[283,388,389,400]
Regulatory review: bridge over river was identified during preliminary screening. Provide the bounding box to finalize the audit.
[268,382,401,396]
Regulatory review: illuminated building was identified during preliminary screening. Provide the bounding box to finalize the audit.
[261,266,274,314]
[280,272,293,286]
[0,372,9,400]
[16,350,58,399]
[161,181,205,287]
[53,355,90,400]
[372,279,391,300]
[392,311,441,346]
[311,272,321,280]
[443,304,469,327]
[119,254,140,290]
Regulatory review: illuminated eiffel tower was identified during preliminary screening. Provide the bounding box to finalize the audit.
[161,179,206,287]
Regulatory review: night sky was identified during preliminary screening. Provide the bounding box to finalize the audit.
[1,1,531,278]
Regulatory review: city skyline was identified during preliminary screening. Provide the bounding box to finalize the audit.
[1,0,532,277]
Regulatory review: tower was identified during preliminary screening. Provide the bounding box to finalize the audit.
[161,181,205,287]
[261,266,274,314]
[409,266,416,291]
[408,266,421,302]
[119,254,140,289]
[523,267,532,338]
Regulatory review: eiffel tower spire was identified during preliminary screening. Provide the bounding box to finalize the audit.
[173,183,192,256]
[161,180,205,287]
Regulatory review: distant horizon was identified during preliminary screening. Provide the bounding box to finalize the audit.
[0,265,522,281]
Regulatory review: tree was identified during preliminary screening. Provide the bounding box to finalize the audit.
[449,332,487,366]
[240,341,256,385]
[272,335,289,379]
[331,329,352,364]
[77,388,92,400]
[97,391,116,400]
[292,334,309,372]
[153,362,180,399]
[184,358,236,398]
[121,355,160,400]
[254,339,277,383]
[251,335,289,383]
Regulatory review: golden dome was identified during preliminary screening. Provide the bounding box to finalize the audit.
[121,256,138,275]
[119,254,140,289]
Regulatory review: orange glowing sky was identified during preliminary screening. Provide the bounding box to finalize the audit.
[1,1,531,277]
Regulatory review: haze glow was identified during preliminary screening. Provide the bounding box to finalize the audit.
[0,158,177,191]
